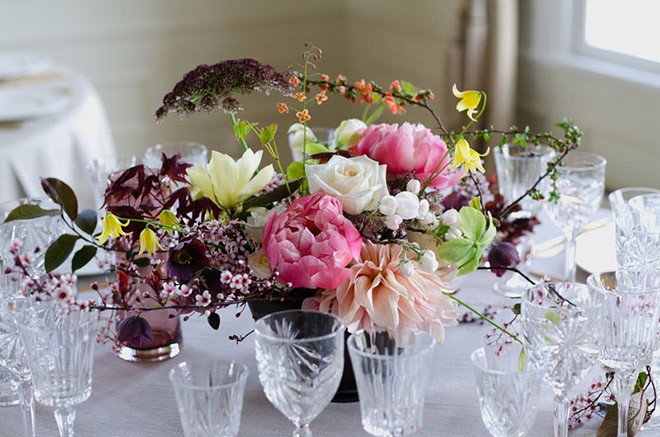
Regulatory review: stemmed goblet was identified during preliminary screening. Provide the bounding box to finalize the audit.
[254,310,345,437]
[521,282,602,437]
[543,152,606,282]
[13,300,98,437]
[588,271,660,437]
[0,274,35,437]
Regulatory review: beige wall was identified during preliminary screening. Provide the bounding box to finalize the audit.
[0,1,465,162]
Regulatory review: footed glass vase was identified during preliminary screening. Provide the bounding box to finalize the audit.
[247,292,358,403]
[116,307,183,362]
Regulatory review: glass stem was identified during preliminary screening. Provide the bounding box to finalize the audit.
[553,394,570,437]
[613,372,635,437]
[54,407,76,437]
[293,423,311,437]
[17,378,35,437]
[564,229,577,282]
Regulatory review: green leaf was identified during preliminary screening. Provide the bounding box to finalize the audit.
[400,81,417,95]
[41,178,78,221]
[457,207,486,241]
[457,249,480,275]
[364,105,386,125]
[435,238,473,265]
[259,124,277,145]
[304,142,329,155]
[468,197,481,210]
[45,234,79,273]
[71,245,97,272]
[544,310,561,326]
[133,257,151,267]
[517,348,527,372]
[287,162,305,181]
[241,179,302,213]
[74,209,98,235]
[4,204,59,223]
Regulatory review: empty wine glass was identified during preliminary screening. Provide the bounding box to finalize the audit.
[169,360,249,437]
[543,152,606,282]
[14,300,98,437]
[254,310,345,437]
[521,282,602,437]
[0,198,65,275]
[143,141,208,169]
[471,345,542,437]
[587,270,660,437]
[348,329,436,436]
[0,274,35,436]
[612,191,660,271]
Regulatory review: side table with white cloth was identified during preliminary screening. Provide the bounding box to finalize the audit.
[0,56,115,208]
[0,210,621,436]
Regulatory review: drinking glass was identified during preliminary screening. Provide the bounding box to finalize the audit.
[612,190,660,271]
[0,273,35,436]
[608,187,660,218]
[0,198,64,275]
[471,346,542,437]
[254,310,345,437]
[288,127,335,162]
[587,270,660,437]
[543,152,606,282]
[169,360,249,437]
[86,155,139,209]
[15,300,98,437]
[347,329,436,437]
[143,141,208,169]
[521,282,602,437]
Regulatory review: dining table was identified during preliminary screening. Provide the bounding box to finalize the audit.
[0,208,642,436]
[0,58,115,209]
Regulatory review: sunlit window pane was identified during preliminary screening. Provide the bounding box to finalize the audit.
[585,0,660,63]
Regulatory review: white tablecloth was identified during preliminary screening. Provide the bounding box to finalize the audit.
[0,68,115,209]
[0,211,624,436]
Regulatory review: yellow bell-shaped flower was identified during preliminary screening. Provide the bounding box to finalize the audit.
[450,138,489,175]
[138,227,163,255]
[452,84,482,122]
[97,212,130,245]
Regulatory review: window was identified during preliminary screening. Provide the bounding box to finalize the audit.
[578,0,660,68]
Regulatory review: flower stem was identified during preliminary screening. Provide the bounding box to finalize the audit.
[443,292,522,344]
[229,113,249,152]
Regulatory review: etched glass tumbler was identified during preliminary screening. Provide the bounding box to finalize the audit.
[471,346,542,437]
[612,191,660,271]
[588,270,660,437]
[348,329,436,437]
[16,301,98,437]
[543,152,606,282]
[521,282,601,437]
[169,360,249,437]
[254,310,345,437]
[143,141,208,169]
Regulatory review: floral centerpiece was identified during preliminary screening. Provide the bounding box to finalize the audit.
[5,45,582,351]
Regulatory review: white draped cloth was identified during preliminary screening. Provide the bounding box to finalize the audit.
[0,68,115,209]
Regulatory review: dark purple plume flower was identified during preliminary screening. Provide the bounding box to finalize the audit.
[117,316,153,348]
[155,58,292,120]
[166,238,210,283]
[488,241,521,277]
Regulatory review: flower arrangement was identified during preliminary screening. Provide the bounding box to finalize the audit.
[4,44,584,349]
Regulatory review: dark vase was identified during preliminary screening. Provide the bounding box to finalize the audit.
[247,294,359,403]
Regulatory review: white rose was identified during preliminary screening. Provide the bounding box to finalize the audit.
[419,250,439,273]
[394,191,420,220]
[287,123,317,153]
[334,119,367,150]
[306,155,388,215]
[247,249,272,279]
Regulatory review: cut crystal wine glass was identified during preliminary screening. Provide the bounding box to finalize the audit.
[14,300,98,437]
[254,310,344,437]
[588,270,660,437]
[543,152,606,282]
[521,282,601,437]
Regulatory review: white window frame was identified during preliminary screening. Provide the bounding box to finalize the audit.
[572,0,660,76]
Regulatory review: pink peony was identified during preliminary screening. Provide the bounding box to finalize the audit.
[262,191,362,290]
[303,241,459,343]
[352,122,461,189]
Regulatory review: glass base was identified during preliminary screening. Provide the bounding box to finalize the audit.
[492,270,529,298]
[117,341,182,362]
[0,382,18,407]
